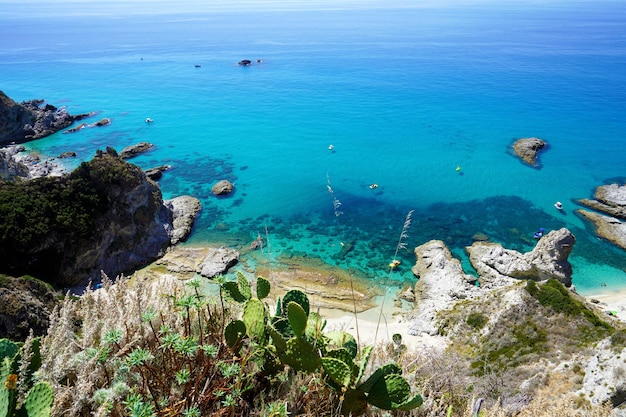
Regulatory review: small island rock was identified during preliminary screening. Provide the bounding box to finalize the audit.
[119,142,154,159]
[212,179,234,196]
[512,137,546,166]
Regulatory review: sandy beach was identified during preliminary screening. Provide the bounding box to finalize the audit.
[580,287,626,322]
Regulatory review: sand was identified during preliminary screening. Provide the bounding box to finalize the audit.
[580,287,626,322]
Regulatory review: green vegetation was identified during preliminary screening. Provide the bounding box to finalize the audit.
[466,312,488,330]
[525,279,612,331]
[0,337,53,417]
[0,152,149,283]
[39,273,421,417]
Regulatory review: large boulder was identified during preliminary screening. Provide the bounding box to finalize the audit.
[0,275,59,341]
[0,90,93,145]
[466,228,575,287]
[164,195,202,245]
[197,247,239,278]
[408,240,478,335]
[512,137,546,166]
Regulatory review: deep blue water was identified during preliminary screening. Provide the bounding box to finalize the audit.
[1,1,625,294]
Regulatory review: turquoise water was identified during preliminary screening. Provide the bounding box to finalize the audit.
[1,1,625,294]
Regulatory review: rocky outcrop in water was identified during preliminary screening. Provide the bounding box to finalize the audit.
[0,149,201,288]
[577,183,626,251]
[165,195,202,245]
[120,142,154,159]
[212,179,234,195]
[512,137,546,166]
[466,228,575,287]
[0,90,94,145]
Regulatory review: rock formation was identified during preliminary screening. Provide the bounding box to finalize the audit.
[466,228,575,287]
[0,149,201,288]
[512,137,546,166]
[120,142,154,159]
[577,183,626,250]
[0,90,94,145]
[197,247,240,278]
[165,195,202,245]
[212,179,234,195]
[0,275,59,341]
[0,145,30,180]
[408,240,478,335]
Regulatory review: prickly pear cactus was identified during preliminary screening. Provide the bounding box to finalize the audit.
[256,276,271,299]
[281,337,321,373]
[0,340,19,364]
[243,299,267,344]
[321,357,351,387]
[24,381,54,417]
[286,302,308,338]
[222,282,247,303]
[281,290,309,317]
[236,271,252,300]
[366,374,423,411]
[224,320,246,351]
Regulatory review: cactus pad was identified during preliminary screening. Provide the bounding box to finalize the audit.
[0,340,19,364]
[281,337,321,373]
[222,282,246,303]
[366,374,421,411]
[281,290,309,317]
[224,320,247,350]
[321,357,351,387]
[256,276,271,299]
[236,271,252,300]
[287,302,308,338]
[24,381,54,417]
[325,331,357,358]
[267,324,288,353]
[243,299,267,344]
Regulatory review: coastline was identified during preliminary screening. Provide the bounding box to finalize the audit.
[579,287,626,322]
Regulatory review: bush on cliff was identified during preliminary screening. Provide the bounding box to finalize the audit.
[0,151,152,286]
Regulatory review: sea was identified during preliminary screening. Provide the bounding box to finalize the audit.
[1,0,625,296]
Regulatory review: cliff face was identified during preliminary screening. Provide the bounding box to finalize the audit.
[0,150,199,288]
[0,90,84,145]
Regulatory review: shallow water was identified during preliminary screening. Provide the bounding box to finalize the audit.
[2,0,625,294]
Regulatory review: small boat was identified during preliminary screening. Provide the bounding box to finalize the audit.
[554,201,563,210]
[238,59,252,66]
[194,64,201,68]
[145,118,154,123]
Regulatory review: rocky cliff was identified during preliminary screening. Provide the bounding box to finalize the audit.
[577,183,626,251]
[0,149,200,288]
[0,90,92,145]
